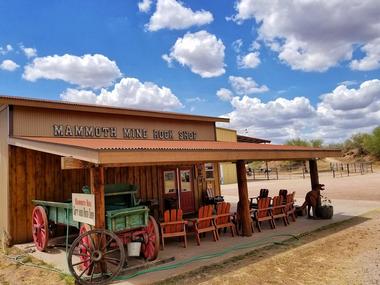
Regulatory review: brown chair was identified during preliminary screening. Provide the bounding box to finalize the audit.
[159,209,188,249]
[252,197,275,232]
[188,205,218,245]
[214,202,236,238]
[285,192,297,222]
[271,195,288,226]
[250,188,269,209]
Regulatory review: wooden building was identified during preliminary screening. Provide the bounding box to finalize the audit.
[0,96,341,244]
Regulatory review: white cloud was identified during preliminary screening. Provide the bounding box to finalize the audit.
[229,76,268,95]
[0,44,13,55]
[216,88,233,102]
[21,46,37,58]
[217,78,380,143]
[350,38,380,71]
[23,54,122,89]
[0,59,19,71]
[232,0,380,72]
[232,39,243,53]
[146,0,213,31]
[237,51,261,69]
[61,77,183,111]
[138,0,152,13]
[186,96,205,103]
[164,31,225,78]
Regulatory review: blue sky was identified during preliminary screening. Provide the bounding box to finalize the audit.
[1,0,380,143]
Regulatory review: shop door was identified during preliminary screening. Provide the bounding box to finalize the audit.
[179,168,195,214]
[163,168,195,214]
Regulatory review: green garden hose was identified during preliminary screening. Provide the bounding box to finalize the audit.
[115,233,299,281]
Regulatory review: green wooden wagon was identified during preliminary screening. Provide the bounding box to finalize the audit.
[31,184,159,285]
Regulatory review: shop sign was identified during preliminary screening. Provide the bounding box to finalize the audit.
[72,193,95,226]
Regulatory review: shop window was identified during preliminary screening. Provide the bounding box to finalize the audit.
[205,163,214,179]
[164,170,176,194]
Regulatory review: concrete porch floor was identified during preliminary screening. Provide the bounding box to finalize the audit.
[16,172,380,284]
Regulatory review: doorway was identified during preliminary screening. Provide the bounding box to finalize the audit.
[163,167,195,214]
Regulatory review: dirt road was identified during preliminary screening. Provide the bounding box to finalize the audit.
[162,209,380,285]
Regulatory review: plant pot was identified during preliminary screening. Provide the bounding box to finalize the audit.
[316,205,333,219]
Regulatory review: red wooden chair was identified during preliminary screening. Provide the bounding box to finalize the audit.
[252,197,275,232]
[188,205,218,245]
[285,192,297,222]
[159,209,188,249]
[214,202,236,238]
[271,195,288,226]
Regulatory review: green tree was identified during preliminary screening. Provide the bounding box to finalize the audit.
[364,127,380,158]
[310,139,324,148]
[343,133,370,155]
[285,138,311,147]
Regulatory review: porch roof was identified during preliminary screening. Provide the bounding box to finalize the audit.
[9,136,342,166]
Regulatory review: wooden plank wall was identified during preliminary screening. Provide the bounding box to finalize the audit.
[0,107,9,238]
[8,146,221,243]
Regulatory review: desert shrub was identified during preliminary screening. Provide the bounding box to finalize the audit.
[364,127,380,158]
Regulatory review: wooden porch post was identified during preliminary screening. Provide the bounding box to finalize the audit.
[309,159,319,190]
[236,160,252,237]
[90,167,105,229]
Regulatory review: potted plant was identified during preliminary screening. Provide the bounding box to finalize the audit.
[316,195,333,219]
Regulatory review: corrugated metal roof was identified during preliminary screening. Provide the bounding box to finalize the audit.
[17,136,339,152]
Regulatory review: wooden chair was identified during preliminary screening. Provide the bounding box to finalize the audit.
[279,189,288,202]
[188,205,218,245]
[271,195,288,226]
[204,188,224,206]
[159,209,188,249]
[285,192,297,222]
[250,188,269,209]
[252,197,275,232]
[214,202,236,238]
[233,201,254,235]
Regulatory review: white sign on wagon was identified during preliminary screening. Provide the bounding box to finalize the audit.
[72,193,96,226]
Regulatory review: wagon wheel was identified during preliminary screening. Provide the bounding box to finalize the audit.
[68,229,125,285]
[141,216,160,261]
[32,206,49,251]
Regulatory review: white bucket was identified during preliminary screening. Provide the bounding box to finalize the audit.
[127,242,142,257]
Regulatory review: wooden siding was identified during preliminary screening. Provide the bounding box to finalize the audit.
[216,127,237,142]
[0,107,9,238]
[8,146,219,244]
[219,163,237,185]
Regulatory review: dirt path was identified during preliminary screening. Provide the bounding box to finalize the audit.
[159,209,380,285]
[0,246,74,285]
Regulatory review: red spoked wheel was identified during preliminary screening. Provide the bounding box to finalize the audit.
[68,229,125,285]
[79,224,93,272]
[32,206,49,251]
[141,216,160,261]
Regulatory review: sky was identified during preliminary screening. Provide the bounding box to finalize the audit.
[1,0,380,143]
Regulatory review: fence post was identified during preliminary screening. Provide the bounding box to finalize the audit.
[347,163,350,176]
[360,163,364,175]
[332,168,335,178]
[371,163,373,173]
[354,163,357,173]
[302,167,305,179]
[276,168,279,180]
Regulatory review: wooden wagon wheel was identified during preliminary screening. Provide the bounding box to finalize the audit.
[141,215,160,261]
[68,229,125,285]
[32,206,49,251]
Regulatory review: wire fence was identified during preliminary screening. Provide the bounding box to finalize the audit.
[247,162,374,181]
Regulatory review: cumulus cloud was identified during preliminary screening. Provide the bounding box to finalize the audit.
[237,52,261,69]
[23,54,122,89]
[217,78,380,143]
[21,45,37,58]
[229,76,268,95]
[216,88,233,101]
[61,77,183,111]
[146,0,213,31]
[0,59,19,71]
[0,44,13,55]
[232,0,380,72]
[163,31,225,78]
[138,0,152,13]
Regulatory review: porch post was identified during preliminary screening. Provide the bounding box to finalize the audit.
[90,167,105,229]
[309,159,319,190]
[236,160,252,237]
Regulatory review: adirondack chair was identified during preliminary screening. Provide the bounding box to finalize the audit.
[188,205,218,245]
[271,195,288,226]
[214,202,236,238]
[204,188,224,206]
[159,209,188,249]
[285,191,297,222]
[279,189,288,202]
[250,188,269,209]
[252,197,275,232]
[233,201,254,235]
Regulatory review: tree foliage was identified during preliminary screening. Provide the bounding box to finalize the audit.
[363,127,380,158]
